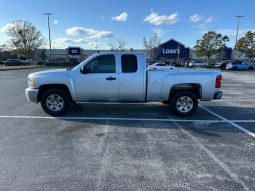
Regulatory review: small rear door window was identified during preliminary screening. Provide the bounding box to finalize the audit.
[121,54,138,73]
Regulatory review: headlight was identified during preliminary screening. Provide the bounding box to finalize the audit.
[28,77,36,88]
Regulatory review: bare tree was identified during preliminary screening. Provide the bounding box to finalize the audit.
[108,39,126,51]
[4,20,45,59]
[143,33,161,62]
[117,40,126,51]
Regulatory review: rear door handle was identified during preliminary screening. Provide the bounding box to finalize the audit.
[105,76,116,81]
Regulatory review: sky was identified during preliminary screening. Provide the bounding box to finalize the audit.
[0,0,255,50]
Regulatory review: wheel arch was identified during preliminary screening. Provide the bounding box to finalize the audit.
[37,84,74,103]
[169,83,202,101]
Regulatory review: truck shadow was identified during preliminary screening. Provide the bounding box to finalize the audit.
[55,103,255,137]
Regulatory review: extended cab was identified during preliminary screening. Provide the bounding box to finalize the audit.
[25,52,222,116]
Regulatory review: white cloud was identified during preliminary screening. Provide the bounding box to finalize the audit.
[53,20,59,24]
[54,38,89,45]
[190,14,201,22]
[88,41,98,47]
[112,12,128,22]
[52,37,100,48]
[66,27,94,35]
[74,38,88,43]
[66,27,113,39]
[89,31,113,39]
[0,22,24,33]
[205,16,214,23]
[197,16,214,31]
[144,12,177,25]
[54,37,73,45]
[1,23,12,33]
[151,28,172,37]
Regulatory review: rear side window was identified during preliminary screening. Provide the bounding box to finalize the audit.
[121,54,138,73]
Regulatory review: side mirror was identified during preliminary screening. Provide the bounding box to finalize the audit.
[80,65,87,74]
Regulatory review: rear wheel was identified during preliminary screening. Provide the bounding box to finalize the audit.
[40,89,70,116]
[233,67,238,71]
[248,66,254,70]
[171,90,198,116]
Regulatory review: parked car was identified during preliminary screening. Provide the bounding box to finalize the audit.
[148,62,174,70]
[5,59,29,66]
[226,61,254,70]
[0,61,5,65]
[26,52,223,117]
[35,60,49,65]
[214,60,232,70]
[170,62,183,67]
[188,60,208,67]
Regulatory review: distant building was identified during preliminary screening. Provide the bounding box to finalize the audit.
[45,47,107,62]
[43,40,246,64]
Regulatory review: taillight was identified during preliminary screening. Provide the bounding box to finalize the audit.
[215,74,222,88]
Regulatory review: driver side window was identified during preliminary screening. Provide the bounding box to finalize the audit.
[85,55,116,73]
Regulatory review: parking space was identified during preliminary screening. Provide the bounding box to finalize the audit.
[0,68,254,190]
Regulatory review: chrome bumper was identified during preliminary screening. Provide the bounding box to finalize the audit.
[214,91,223,99]
[25,88,39,103]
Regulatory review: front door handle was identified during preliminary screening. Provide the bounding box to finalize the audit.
[105,76,116,81]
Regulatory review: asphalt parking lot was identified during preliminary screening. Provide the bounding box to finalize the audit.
[0,68,254,191]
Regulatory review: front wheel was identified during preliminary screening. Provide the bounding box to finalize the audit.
[41,89,70,116]
[171,91,198,116]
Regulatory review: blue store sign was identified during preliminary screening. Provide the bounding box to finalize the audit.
[68,47,81,55]
[158,39,190,59]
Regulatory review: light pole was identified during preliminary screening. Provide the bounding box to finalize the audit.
[44,13,52,62]
[234,15,243,60]
[177,42,180,64]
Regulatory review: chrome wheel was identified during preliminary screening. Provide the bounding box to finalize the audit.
[46,94,64,112]
[176,96,193,113]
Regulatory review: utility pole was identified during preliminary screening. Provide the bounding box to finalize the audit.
[44,13,52,62]
[234,15,243,60]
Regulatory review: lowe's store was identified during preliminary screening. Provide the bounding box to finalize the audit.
[44,39,233,64]
[155,39,232,64]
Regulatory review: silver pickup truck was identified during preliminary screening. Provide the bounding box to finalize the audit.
[26,52,222,116]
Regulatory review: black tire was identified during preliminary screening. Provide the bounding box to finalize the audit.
[220,65,225,70]
[233,67,238,71]
[248,66,254,70]
[170,90,198,117]
[40,89,70,116]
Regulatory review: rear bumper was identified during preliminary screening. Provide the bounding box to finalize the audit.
[214,91,223,99]
[25,88,39,103]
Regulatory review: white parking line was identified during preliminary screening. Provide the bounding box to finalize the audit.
[0,115,222,123]
[199,105,255,139]
[211,100,255,102]
[0,115,255,123]
[174,121,250,191]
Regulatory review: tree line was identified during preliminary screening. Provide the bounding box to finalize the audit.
[143,31,255,64]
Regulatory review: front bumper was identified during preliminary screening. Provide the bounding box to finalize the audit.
[25,88,39,103]
[214,91,223,99]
